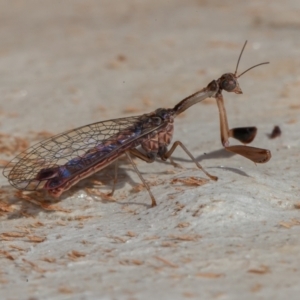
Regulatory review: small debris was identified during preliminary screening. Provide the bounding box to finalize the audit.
[294,202,300,209]
[176,222,190,228]
[279,221,292,229]
[126,231,137,237]
[268,125,281,139]
[168,234,201,241]
[119,259,143,266]
[68,250,86,260]
[22,258,46,273]
[27,235,46,243]
[161,241,177,247]
[279,219,300,228]
[248,265,270,274]
[8,245,26,252]
[58,286,74,294]
[0,250,14,260]
[143,235,159,241]
[108,236,128,243]
[74,215,93,221]
[154,256,178,268]
[28,221,44,228]
[171,176,209,187]
[42,257,56,263]
[1,232,26,239]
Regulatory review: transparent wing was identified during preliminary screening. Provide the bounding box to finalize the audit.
[3,114,164,191]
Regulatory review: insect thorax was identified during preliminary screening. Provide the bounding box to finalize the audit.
[140,108,174,156]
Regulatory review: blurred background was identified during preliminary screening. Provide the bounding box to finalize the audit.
[1,0,299,134]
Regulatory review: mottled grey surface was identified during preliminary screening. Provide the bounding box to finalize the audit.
[1,1,300,299]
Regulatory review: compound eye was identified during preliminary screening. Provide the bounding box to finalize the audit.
[220,75,237,92]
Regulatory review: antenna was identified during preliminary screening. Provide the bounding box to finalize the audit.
[234,40,248,76]
[237,62,269,78]
[234,40,269,78]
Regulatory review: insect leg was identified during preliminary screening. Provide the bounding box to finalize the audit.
[107,159,118,196]
[215,92,232,146]
[128,149,156,163]
[125,151,157,207]
[161,141,218,181]
[216,93,271,163]
[229,127,257,144]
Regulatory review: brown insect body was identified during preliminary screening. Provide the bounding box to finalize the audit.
[3,41,271,207]
[47,109,176,198]
[141,110,174,159]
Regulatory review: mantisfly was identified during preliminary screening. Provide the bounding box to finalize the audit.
[3,41,271,207]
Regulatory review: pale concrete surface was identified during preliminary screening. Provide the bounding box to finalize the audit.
[0,0,300,299]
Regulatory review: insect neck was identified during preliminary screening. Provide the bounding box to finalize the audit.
[172,80,219,117]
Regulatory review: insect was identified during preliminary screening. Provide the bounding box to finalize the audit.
[3,41,271,207]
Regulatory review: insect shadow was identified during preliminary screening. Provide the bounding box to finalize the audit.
[161,147,250,177]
